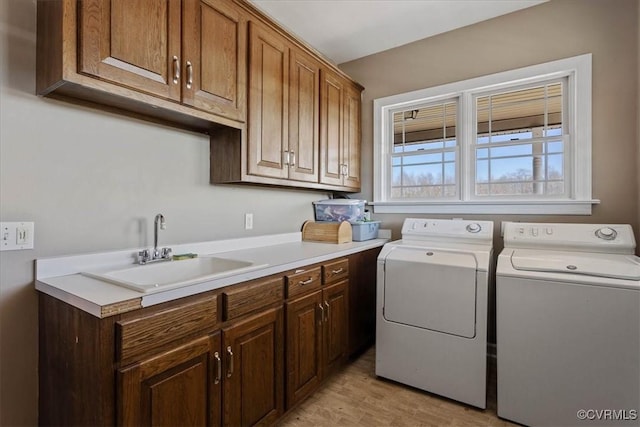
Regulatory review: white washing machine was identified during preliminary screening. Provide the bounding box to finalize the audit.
[497,222,640,426]
[376,218,493,409]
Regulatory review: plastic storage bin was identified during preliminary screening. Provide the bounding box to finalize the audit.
[351,221,381,241]
[313,199,366,223]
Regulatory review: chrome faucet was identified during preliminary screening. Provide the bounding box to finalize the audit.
[138,214,172,264]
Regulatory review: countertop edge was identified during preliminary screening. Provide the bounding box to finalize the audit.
[36,236,388,318]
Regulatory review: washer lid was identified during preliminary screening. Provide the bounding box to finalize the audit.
[511,250,640,280]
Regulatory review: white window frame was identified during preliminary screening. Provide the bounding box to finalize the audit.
[373,53,598,215]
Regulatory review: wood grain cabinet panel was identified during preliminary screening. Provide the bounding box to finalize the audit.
[285,267,322,299]
[285,290,323,407]
[247,20,289,179]
[222,275,284,321]
[182,0,246,121]
[320,68,362,190]
[117,296,217,366]
[223,306,284,426]
[78,0,182,101]
[323,280,349,376]
[319,69,344,187]
[117,332,221,427]
[343,83,362,189]
[288,47,320,183]
[285,259,350,409]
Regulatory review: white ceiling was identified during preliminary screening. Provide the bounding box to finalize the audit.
[250,0,547,64]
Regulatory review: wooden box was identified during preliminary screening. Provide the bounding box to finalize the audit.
[301,221,352,244]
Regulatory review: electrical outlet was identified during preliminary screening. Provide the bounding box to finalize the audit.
[1,222,35,251]
[244,213,253,230]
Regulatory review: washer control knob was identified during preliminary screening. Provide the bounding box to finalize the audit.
[595,227,617,240]
[466,223,481,233]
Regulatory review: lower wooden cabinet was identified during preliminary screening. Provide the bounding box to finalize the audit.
[285,274,349,408]
[38,251,377,426]
[223,306,284,426]
[322,280,349,376]
[117,332,222,427]
[286,290,323,407]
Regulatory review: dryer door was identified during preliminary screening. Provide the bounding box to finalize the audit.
[383,247,478,338]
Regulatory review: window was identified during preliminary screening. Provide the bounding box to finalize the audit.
[373,54,597,215]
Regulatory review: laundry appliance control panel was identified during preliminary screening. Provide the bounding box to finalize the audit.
[502,222,636,254]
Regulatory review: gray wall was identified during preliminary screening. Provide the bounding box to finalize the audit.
[0,1,323,424]
[341,0,639,243]
[339,0,639,351]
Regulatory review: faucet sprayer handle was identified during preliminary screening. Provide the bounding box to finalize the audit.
[161,247,173,259]
[138,249,150,264]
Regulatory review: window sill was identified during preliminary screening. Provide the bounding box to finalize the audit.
[371,199,600,215]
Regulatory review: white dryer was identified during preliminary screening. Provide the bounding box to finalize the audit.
[497,222,640,426]
[376,218,493,409]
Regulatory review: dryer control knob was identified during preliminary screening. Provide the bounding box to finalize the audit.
[466,223,481,233]
[595,227,617,240]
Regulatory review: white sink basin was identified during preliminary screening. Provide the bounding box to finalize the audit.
[82,256,267,293]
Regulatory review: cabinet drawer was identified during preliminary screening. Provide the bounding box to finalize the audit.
[222,276,284,321]
[117,297,217,366]
[322,259,349,285]
[286,267,322,298]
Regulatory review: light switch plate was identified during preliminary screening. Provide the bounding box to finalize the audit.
[1,222,35,251]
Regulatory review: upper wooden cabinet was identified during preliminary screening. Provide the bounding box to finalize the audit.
[320,68,362,190]
[287,47,321,183]
[245,22,320,184]
[38,0,362,191]
[247,20,290,180]
[38,0,246,130]
[182,0,247,122]
[78,0,182,102]
[211,17,360,192]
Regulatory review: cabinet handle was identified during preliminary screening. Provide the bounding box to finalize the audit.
[341,164,348,176]
[186,60,193,89]
[283,150,290,166]
[289,151,295,168]
[213,351,221,384]
[226,346,234,378]
[331,268,344,275]
[299,277,314,286]
[324,301,330,322]
[172,55,180,84]
[318,303,324,324]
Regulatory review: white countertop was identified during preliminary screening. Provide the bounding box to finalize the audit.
[36,232,388,318]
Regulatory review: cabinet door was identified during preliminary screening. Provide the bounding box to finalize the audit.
[323,281,349,376]
[285,290,323,408]
[247,21,289,179]
[288,47,320,183]
[223,306,284,426]
[343,83,362,190]
[79,0,181,101]
[319,69,345,186]
[182,0,246,122]
[117,333,221,427]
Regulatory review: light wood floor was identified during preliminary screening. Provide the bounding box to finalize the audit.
[278,347,518,427]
